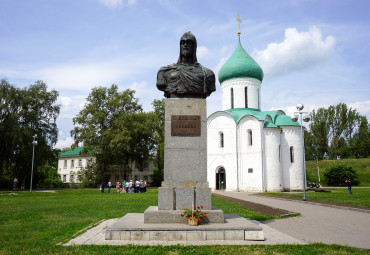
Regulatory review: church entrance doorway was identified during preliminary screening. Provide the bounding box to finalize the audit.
[216,167,226,190]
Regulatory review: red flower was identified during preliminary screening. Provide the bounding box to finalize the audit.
[200,205,203,209]
[193,212,196,215]
[197,206,200,209]
[181,214,184,217]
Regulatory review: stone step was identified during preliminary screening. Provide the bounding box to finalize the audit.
[105,213,264,241]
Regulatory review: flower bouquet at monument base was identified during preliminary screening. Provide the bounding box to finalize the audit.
[181,205,207,226]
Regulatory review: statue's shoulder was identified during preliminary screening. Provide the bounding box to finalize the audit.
[200,64,215,77]
[158,63,178,73]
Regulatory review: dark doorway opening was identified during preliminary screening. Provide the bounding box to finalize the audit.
[216,167,226,190]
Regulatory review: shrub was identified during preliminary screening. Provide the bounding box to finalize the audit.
[324,164,360,186]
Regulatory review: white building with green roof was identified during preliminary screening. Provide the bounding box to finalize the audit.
[58,147,154,185]
[207,34,304,192]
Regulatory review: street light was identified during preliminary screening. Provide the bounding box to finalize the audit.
[292,104,310,201]
[30,135,37,192]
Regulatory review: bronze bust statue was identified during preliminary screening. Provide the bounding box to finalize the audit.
[156,31,216,98]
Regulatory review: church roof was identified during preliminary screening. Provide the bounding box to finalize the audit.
[224,108,300,127]
[218,36,264,84]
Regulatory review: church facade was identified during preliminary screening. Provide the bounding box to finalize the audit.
[207,35,304,192]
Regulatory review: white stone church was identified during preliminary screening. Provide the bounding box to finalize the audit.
[207,35,304,192]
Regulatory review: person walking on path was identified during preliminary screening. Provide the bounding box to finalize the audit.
[345,178,352,194]
[108,181,112,193]
[101,181,105,193]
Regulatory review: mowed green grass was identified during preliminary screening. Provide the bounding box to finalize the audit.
[306,158,370,187]
[0,190,367,254]
[266,188,370,208]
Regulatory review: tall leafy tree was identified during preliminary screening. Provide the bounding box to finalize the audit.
[306,102,367,159]
[71,85,155,181]
[151,99,165,171]
[0,80,60,187]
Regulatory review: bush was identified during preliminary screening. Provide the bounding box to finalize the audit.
[324,164,360,186]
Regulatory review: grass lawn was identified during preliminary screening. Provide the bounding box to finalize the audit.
[306,158,370,187]
[266,188,370,208]
[0,189,367,254]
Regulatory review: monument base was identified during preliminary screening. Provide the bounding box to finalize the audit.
[106,213,264,241]
[144,206,224,224]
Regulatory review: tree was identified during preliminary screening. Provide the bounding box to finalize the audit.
[0,79,60,188]
[349,116,370,158]
[71,85,155,181]
[306,103,366,159]
[324,164,359,186]
[151,99,165,171]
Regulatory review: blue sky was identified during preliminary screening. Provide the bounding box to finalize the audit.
[1,0,369,149]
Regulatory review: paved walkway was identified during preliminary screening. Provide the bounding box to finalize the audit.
[213,190,370,249]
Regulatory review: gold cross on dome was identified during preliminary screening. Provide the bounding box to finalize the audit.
[236,13,242,35]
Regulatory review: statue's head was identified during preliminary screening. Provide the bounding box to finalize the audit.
[178,31,197,64]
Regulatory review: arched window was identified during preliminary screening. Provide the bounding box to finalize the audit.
[231,88,234,109]
[290,146,294,163]
[219,132,224,148]
[248,129,252,146]
[245,87,248,108]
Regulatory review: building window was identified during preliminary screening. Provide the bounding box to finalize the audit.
[70,175,74,183]
[64,160,67,168]
[248,168,253,173]
[144,162,149,170]
[245,87,248,108]
[144,175,148,181]
[219,132,224,148]
[248,129,253,146]
[63,175,66,182]
[231,88,234,109]
[290,146,294,163]
[79,159,82,167]
[71,160,74,168]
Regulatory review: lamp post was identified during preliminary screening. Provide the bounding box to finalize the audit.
[30,135,37,192]
[292,104,310,201]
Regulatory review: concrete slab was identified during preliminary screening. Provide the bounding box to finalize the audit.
[64,218,304,246]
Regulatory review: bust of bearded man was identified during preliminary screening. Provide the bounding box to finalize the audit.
[156,31,216,98]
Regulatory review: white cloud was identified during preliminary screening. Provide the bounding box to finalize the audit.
[98,0,136,8]
[28,62,132,92]
[197,46,211,61]
[55,137,74,149]
[253,26,336,77]
[99,0,124,8]
[129,81,148,97]
[349,100,370,119]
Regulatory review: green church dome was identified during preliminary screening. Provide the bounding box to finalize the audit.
[218,36,264,84]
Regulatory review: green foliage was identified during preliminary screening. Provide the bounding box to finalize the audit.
[151,167,163,187]
[306,158,370,187]
[151,99,165,171]
[0,79,60,188]
[35,166,64,189]
[78,161,104,188]
[305,103,369,160]
[71,85,155,181]
[324,164,360,186]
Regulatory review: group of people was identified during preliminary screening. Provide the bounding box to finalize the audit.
[101,180,147,193]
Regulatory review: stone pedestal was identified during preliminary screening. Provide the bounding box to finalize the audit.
[157,98,211,212]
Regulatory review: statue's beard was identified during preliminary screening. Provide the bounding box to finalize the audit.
[181,49,193,61]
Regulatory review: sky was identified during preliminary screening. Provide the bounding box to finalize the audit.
[1,0,369,149]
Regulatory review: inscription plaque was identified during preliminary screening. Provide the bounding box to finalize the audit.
[171,115,201,136]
